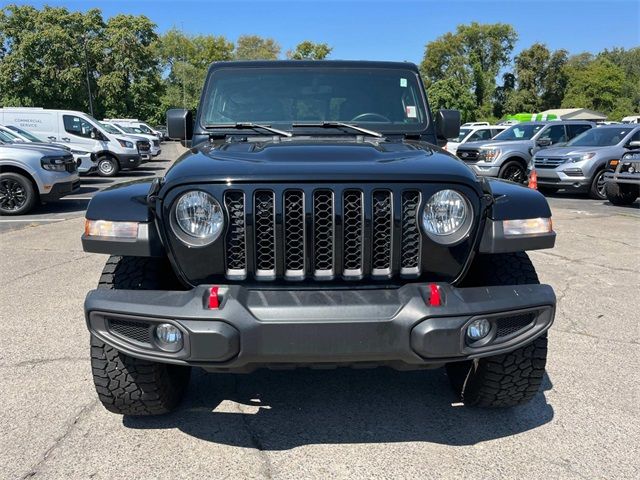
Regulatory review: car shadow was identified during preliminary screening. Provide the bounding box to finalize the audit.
[123,367,554,449]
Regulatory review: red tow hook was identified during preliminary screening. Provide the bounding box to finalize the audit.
[428,283,442,307]
[208,286,220,309]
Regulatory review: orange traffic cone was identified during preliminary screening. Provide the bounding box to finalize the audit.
[528,169,538,190]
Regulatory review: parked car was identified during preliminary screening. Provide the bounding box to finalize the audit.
[445,125,507,156]
[0,139,79,215]
[0,108,143,177]
[155,125,169,140]
[82,60,557,416]
[456,121,594,183]
[103,122,161,157]
[461,121,489,127]
[532,125,640,199]
[103,118,162,139]
[604,148,640,205]
[2,124,96,174]
[99,122,158,159]
[621,115,640,124]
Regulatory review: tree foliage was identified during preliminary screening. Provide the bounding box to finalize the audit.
[234,35,280,60]
[287,41,332,60]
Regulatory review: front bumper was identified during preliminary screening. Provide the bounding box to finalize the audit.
[115,153,142,169]
[41,178,80,201]
[535,169,590,188]
[85,283,555,371]
[604,171,640,186]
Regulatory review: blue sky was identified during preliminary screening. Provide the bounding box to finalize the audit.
[9,0,640,62]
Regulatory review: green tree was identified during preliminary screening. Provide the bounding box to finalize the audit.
[428,78,477,122]
[562,58,626,114]
[420,22,517,120]
[287,40,332,60]
[234,35,280,60]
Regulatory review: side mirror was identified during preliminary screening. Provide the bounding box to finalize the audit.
[435,109,461,140]
[167,108,193,140]
[536,138,552,148]
[90,127,98,139]
[624,140,640,149]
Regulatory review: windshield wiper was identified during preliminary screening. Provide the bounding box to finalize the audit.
[205,122,292,137]
[292,121,383,138]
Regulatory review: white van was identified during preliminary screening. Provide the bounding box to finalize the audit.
[621,115,640,124]
[0,108,143,177]
[103,118,162,139]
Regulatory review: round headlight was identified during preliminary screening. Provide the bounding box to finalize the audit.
[422,190,473,245]
[173,191,224,246]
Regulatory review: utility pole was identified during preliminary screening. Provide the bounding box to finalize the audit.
[83,36,95,117]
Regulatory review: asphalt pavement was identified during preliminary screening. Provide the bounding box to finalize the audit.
[1,143,638,479]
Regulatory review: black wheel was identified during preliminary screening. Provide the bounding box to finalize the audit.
[537,186,559,195]
[91,256,190,415]
[605,182,638,206]
[0,172,37,215]
[97,156,119,177]
[446,252,548,407]
[589,169,607,200]
[499,161,527,184]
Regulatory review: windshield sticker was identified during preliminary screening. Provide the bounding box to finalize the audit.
[406,106,417,118]
[400,78,407,87]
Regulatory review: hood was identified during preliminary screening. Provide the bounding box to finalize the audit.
[0,143,71,156]
[535,145,607,157]
[163,137,480,188]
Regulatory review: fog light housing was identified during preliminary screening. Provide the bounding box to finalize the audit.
[155,323,183,352]
[467,319,491,341]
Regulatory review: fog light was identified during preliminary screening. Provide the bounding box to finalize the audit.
[155,323,183,352]
[467,319,491,341]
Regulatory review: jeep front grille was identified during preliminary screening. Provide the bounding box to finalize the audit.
[223,187,423,281]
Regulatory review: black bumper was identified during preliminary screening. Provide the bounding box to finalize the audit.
[85,283,555,371]
[115,153,142,169]
[41,179,80,201]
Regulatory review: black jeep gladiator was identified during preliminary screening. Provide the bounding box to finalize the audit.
[82,61,556,415]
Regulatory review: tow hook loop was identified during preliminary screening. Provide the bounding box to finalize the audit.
[428,283,441,307]
[208,286,220,309]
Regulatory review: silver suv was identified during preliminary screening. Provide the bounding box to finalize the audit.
[532,125,640,199]
[455,121,593,183]
[0,136,79,215]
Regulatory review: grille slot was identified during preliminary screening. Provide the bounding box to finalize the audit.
[254,190,276,279]
[109,319,151,344]
[372,190,393,276]
[400,191,421,275]
[224,191,247,279]
[495,313,536,339]
[284,190,305,279]
[313,190,335,278]
[534,157,566,169]
[342,190,364,278]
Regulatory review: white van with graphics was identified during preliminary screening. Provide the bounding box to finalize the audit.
[0,108,143,177]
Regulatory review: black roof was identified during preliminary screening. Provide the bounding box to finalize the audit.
[208,60,419,71]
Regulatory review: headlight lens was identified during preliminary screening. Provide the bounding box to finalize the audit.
[40,156,68,171]
[422,190,473,244]
[479,148,501,162]
[174,191,224,245]
[117,138,134,148]
[569,152,595,163]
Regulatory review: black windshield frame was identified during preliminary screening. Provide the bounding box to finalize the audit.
[198,66,431,135]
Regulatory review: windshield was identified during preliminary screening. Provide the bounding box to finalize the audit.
[6,125,44,142]
[568,127,634,146]
[449,128,472,142]
[493,124,544,141]
[121,126,144,134]
[200,67,428,133]
[0,130,16,143]
[100,122,122,134]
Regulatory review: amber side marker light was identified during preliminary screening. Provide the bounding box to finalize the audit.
[84,219,139,238]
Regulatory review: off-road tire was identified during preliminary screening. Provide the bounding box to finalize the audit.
[447,252,548,407]
[605,181,638,206]
[90,256,190,415]
[0,172,37,215]
[97,155,119,177]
